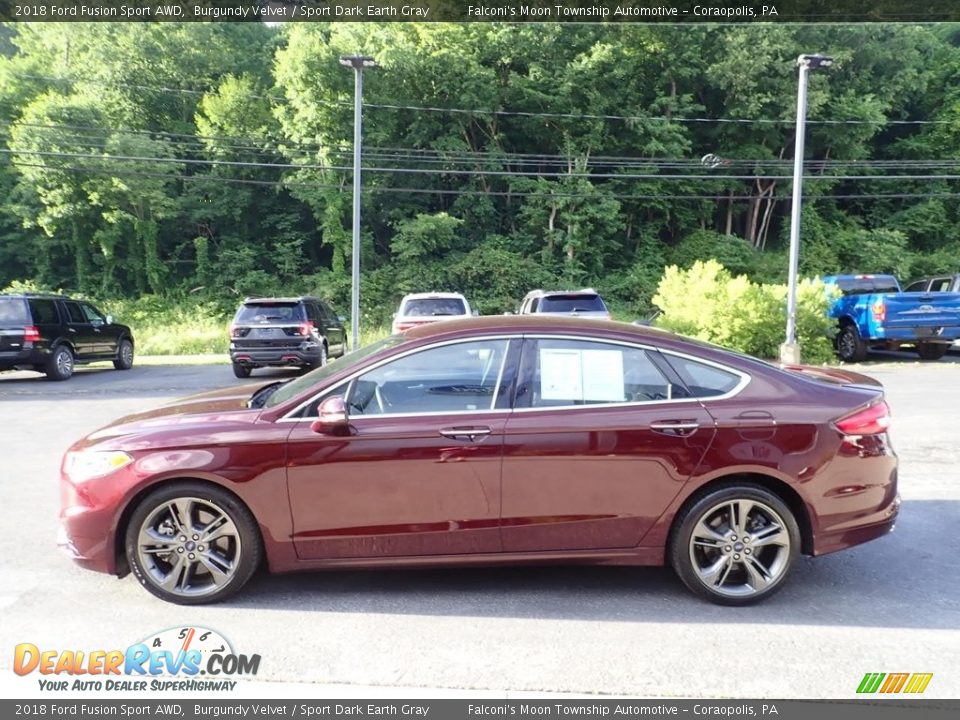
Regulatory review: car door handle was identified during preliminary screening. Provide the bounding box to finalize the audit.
[650,420,700,437]
[439,426,492,442]
[68,327,76,333]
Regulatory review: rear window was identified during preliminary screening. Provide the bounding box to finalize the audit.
[539,294,606,312]
[666,355,742,398]
[235,302,305,324]
[401,298,467,317]
[0,297,30,325]
[832,277,900,295]
[28,299,59,324]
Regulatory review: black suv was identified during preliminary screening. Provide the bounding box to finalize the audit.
[229,296,347,378]
[0,294,135,381]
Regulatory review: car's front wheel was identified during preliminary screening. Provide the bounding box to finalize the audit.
[113,339,134,370]
[125,483,262,605]
[670,484,800,605]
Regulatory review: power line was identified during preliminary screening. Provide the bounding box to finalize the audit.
[7,147,960,182]
[9,72,952,127]
[9,160,960,202]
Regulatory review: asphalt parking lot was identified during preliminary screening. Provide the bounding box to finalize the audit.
[1,356,958,698]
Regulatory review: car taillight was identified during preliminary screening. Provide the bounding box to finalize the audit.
[23,325,40,343]
[835,400,891,436]
[871,300,886,323]
[229,324,240,338]
[298,321,315,336]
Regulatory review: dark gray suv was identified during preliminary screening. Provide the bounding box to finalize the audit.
[0,293,135,381]
[229,296,347,378]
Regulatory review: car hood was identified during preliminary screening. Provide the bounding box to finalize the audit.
[76,382,273,449]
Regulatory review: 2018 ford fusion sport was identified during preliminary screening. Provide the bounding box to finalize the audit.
[59,316,899,605]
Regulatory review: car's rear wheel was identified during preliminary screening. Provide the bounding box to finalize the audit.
[836,324,867,362]
[125,483,262,605]
[670,484,800,605]
[113,339,134,370]
[916,342,948,361]
[232,362,251,379]
[45,345,75,381]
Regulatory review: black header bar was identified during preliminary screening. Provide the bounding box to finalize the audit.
[1,1,960,23]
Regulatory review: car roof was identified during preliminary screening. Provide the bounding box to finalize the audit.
[403,314,688,348]
[242,296,317,304]
[400,292,467,300]
[525,288,600,297]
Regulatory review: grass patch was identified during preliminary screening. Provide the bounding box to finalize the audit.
[101,296,393,356]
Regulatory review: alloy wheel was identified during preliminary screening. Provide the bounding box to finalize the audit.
[688,498,792,599]
[136,496,242,598]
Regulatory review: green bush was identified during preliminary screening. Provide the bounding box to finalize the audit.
[652,260,837,364]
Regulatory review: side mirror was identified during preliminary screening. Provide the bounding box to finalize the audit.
[310,396,349,435]
[105,315,114,325]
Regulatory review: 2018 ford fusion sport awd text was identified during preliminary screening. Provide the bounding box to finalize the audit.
[58,316,899,606]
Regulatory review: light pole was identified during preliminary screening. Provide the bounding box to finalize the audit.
[339,54,377,351]
[781,53,833,365]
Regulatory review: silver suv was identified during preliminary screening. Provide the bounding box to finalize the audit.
[517,289,611,320]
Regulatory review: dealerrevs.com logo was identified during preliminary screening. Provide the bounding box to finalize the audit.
[13,626,260,692]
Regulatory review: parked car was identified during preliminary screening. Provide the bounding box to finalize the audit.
[903,273,960,294]
[391,292,474,333]
[518,288,611,319]
[0,293,134,381]
[823,274,960,361]
[60,315,898,606]
[229,296,346,378]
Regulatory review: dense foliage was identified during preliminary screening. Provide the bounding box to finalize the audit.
[1,23,959,326]
[654,261,838,364]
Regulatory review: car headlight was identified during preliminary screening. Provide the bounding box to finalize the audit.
[63,451,134,482]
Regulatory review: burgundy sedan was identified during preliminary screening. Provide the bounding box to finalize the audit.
[59,316,899,605]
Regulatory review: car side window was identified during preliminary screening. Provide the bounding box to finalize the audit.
[81,303,106,325]
[931,278,951,292]
[347,340,510,416]
[28,299,59,325]
[529,297,539,312]
[904,280,927,292]
[305,303,322,323]
[519,339,672,408]
[63,302,88,324]
[664,355,742,398]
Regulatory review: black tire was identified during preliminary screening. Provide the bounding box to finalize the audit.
[836,324,867,363]
[916,342,948,361]
[113,338,134,370]
[302,343,328,373]
[44,345,75,381]
[124,482,262,605]
[669,483,800,606]
[232,362,251,379]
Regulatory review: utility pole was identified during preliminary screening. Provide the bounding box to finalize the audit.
[339,55,377,351]
[781,53,833,365]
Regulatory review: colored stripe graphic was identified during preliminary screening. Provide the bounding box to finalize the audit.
[880,673,909,693]
[857,673,885,693]
[857,672,933,694]
[903,673,933,694]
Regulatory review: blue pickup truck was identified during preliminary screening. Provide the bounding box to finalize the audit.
[823,274,960,361]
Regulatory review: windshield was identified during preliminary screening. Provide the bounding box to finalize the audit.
[539,294,606,312]
[263,334,408,408]
[400,298,467,317]
[235,302,305,324]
